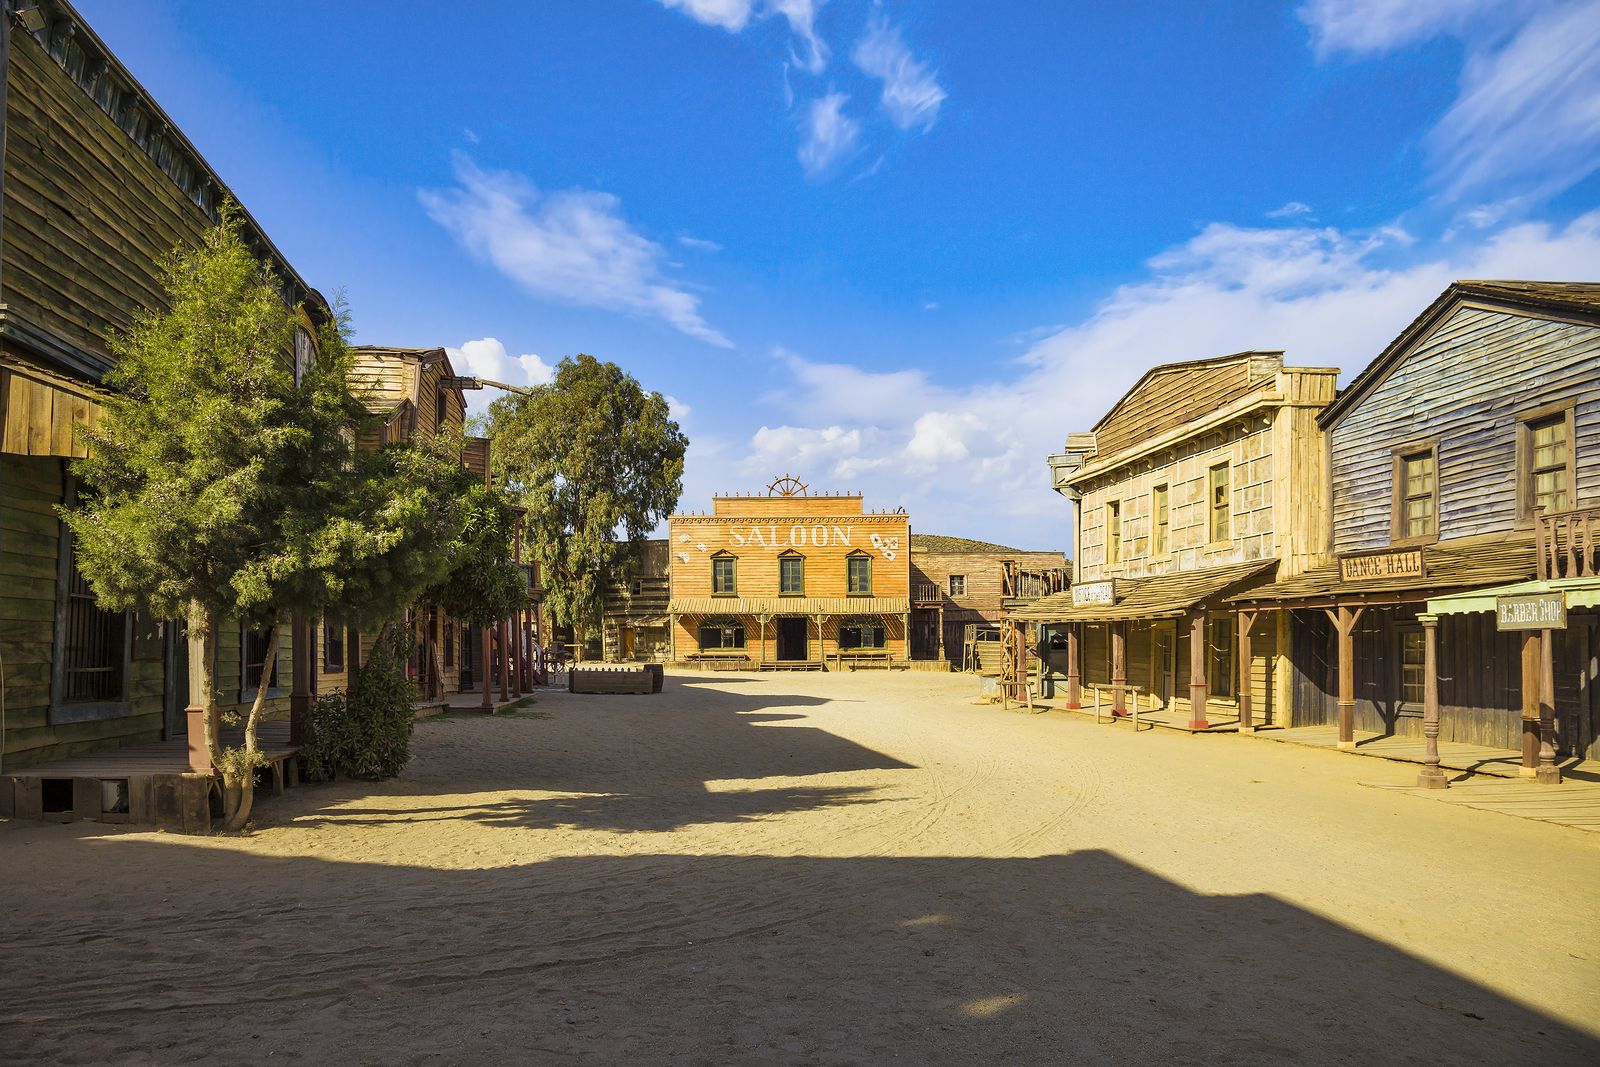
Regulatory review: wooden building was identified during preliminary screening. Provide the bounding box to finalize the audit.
[0,1,329,775]
[1232,282,1600,777]
[601,538,671,662]
[1017,352,1338,728]
[908,534,1067,665]
[667,479,911,670]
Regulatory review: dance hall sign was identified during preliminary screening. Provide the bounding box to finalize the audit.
[1339,549,1424,583]
[1496,592,1567,632]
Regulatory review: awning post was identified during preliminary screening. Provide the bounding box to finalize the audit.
[1187,609,1209,730]
[1066,622,1082,710]
[1237,610,1255,734]
[1111,622,1127,718]
[1417,612,1447,789]
[1521,631,1540,774]
[1538,627,1562,785]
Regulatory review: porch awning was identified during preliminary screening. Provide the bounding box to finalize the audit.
[1427,575,1600,617]
[0,357,107,458]
[1008,559,1275,623]
[1228,531,1537,608]
[669,596,909,616]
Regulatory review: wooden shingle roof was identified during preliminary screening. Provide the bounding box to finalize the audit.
[1010,559,1276,622]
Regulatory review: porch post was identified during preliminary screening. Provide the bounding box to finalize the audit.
[668,613,677,664]
[289,612,312,746]
[1521,630,1540,774]
[498,618,511,700]
[1188,608,1209,730]
[814,614,822,668]
[1111,621,1127,718]
[1335,605,1358,749]
[1237,610,1254,734]
[1538,627,1562,784]
[759,614,768,666]
[1066,622,1082,709]
[480,626,493,710]
[510,612,522,696]
[1417,613,1447,789]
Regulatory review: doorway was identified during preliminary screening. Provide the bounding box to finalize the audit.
[1153,623,1175,708]
[460,627,478,691]
[621,626,636,659]
[164,617,189,739]
[777,617,809,662]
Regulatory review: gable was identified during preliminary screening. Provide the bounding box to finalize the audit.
[1092,352,1281,459]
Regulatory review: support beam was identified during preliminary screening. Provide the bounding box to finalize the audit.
[1326,605,1363,748]
[1066,623,1082,709]
[1237,610,1255,734]
[1417,612,1447,789]
[1538,627,1562,784]
[1188,609,1209,730]
[1521,630,1540,774]
[509,610,522,696]
[289,612,312,746]
[498,618,511,701]
[480,626,493,710]
[1111,622,1127,718]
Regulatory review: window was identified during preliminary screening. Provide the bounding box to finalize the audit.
[712,554,737,595]
[323,616,345,671]
[293,326,316,386]
[243,625,279,693]
[61,555,126,703]
[442,619,455,668]
[780,553,805,595]
[948,574,967,597]
[847,553,873,595]
[699,618,746,649]
[839,617,887,649]
[1206,615,1234,698]
[631,579,642,596]
[1153,484,1169,555]
[1208,463,1231,542]
[1525,412,1572,515]
[1105,500,1121,564]
[1394,448,1436,540]
[1399,629,1425,706]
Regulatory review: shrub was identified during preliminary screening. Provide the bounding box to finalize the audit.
[302,627,417,781]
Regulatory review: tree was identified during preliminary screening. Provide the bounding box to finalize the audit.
[64,210,471,829]
[488,354,686,655]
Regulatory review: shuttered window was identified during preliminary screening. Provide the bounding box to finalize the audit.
[1208,464,1230,543]
[1153,484,1169,555]
[1400,449,1436,539]
[1105,500,1121,564]
[61,556,126,702]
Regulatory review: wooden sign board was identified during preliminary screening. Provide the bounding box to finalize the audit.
[1339,549,1425,582]
[1496,592,1567,631]
[1072,580,1118,607]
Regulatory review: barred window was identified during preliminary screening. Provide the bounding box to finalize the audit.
[61,556,125,703]
[244,626,278,692]
[323,616,345,671]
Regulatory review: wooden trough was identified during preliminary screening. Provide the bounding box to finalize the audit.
[568,664,662,695]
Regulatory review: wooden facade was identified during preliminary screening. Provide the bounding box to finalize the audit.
[1027,352,1339,727]
[601,538,671,662]
[0,1,325,771]
[667,486,911,669]
[1236,282,1600,768]
[908,535,1068,665]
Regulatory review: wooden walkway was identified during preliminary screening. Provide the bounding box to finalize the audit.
[5,718,295,779]
[1394,778,1600,833]
[1262,725,1585,780]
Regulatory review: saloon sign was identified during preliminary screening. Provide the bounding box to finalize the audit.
[720,524,901,560]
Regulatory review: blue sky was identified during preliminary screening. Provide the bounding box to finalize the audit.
[77,0,1600,550]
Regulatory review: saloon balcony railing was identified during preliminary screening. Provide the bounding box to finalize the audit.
[1536,505,1600,580]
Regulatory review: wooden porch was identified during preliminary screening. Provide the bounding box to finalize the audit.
[1262,724,1587,780]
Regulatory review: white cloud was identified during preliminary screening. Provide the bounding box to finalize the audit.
[1301,0,1600,200]
[659,0,754,31]
[797,92,860,177]
[694,210,1600,549]
[446,337,555,419]
[851,15,946,131]
[665,394,693,420]
[677,233,724,252]
[1267,201,1314,219]
[420,156,732,347]
[772,0,829,75]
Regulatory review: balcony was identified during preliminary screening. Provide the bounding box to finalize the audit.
[913,583,942,605]
[1002,562,1070,600]
[1536,505,1600,580]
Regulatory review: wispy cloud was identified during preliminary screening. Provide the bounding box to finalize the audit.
[446,337,555,418]
[1300,0,1600,200]
[1267,200,1314,219]
[659,0,755,32]
[851,15,946,131]
[658,0,827,72]
[420,156,732,347]
[678,233,724,252]
[797,92,860,177]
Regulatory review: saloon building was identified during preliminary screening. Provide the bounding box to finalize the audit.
[668,479,911,669]
[1232,281,1600,782]
[1018,352,1339,728]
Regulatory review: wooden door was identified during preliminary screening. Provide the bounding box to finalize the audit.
[1153,624,1175,708]
[777,617,808,661]
[621,626,636,659]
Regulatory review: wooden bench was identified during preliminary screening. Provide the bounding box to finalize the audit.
[682,651,752,671]
[832,649,898,671]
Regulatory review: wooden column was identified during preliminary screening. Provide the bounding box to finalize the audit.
[1326,604,1363,749]
[289,612,312,746]
[480,626,493,710]
[510,613,522,696]
[1538,628,1562,784]
[1066,622,1082,709]
[1417,613,1448,789]
[1188,609,1209,730]
[498,618,511,700]
[185,613,214,773]
[1237,610,1255,734]
[1111,622,1127,717]
[759,614,768,665]
[1521,630,1540,773]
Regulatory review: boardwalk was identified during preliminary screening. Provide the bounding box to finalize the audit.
[3,671,1597,1065]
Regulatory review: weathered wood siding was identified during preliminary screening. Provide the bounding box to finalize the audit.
[1093,357,1269,458]
[910,550,1067,617]
[669,505,909,602]
[1330,305,1600,552]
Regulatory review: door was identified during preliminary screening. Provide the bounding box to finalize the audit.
[1153,624,1175,708]
[164,618,189,738]
[777,617,809,662]
[460,627,477,691]
[621,626,636,659]
[911,610,940,659]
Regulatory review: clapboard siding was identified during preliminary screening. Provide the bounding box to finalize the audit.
[1331,306,1600,551]
[910,550,1067,616]
[1094,357,1267,458]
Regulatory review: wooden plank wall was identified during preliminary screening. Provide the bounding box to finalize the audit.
[1093,358,1263,458]
[0,367,100,457]
[1330,306,1600,552]
[669,510,911,601]
[672,613,908,663]
[910,550,1068,614]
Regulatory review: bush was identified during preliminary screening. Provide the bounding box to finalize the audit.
[302,628,417,781]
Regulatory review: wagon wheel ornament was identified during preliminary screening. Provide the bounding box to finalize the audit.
[766,474,810,497]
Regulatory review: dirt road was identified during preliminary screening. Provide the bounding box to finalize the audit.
[3,671,1597,1064]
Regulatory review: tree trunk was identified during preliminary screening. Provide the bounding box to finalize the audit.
[186,600,223,771]
[572,620,586,663]
[221,623,279,832]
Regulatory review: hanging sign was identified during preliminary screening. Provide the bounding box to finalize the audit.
[1339,548,1424,582]
[1072,580,1118,607]
[1496,592,1567,631]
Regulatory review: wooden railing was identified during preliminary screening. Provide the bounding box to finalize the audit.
[913,582,942,603]
[1536,505,1600,580]
[1001,562,1070,600]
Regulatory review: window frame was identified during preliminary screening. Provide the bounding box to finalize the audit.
[1152,483,1170,556]
[1397,625,1425,716]
[50,476,133,725]
[1207,463,1231,544]
[947,573,967,597]
[240,622,282,705]
[846,552,873,596]
[1105,499,1121,564]
[838,616,888,650]
[698,617,747,650]
[779,551,806,596]
[1389,440,1439,545]
[711,552,738,596]
[1206,614,1234,699]
[1517,405,1577,521]
[293,325,316,386]
[323,615,346,672]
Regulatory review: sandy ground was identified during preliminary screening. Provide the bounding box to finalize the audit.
[2,670,1598,1065]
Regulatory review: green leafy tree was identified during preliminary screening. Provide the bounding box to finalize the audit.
[488,354,686,656]
[63,210,472,829]
[424,478,526,630]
